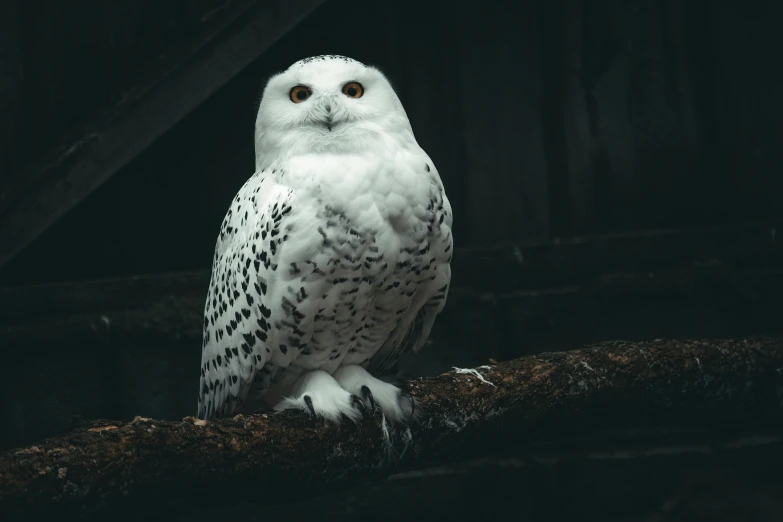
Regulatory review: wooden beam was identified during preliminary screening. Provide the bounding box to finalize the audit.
[0,0,328,270]
[1,338,781,520]
[451,220,781,291]
[0,221,779,315]
[0,221,780,350]
[1,220,777,313]
[3,264,782,352]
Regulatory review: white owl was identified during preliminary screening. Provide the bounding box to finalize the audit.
[197,55,453,427]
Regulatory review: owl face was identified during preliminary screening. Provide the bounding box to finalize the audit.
[254,56,413,166]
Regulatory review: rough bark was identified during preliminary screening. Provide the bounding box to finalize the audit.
[1,338,782,520]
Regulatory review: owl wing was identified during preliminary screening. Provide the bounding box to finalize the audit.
[197,171,294,420]
[368,186,454,375]
[367,267,451,375]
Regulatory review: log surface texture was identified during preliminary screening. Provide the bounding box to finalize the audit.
[1,337,782,520]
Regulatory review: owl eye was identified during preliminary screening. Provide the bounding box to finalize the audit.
[342,82,364,99]
[290,85,311,103]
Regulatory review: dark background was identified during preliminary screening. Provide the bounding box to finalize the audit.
[1,1,782,520]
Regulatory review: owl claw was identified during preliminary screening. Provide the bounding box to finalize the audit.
[303,395,316,419]
[333,365,415,425]
[350,394,367,415]
[401,389,415,418]
[360,385,376,413]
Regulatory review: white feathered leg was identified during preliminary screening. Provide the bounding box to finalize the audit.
[274,370,365,423]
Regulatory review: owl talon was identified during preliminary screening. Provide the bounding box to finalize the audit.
[360,385,376,413]
[334,365,415,425]
[303,395,316,419]
[401,389,415,418]
[350,394,367,415]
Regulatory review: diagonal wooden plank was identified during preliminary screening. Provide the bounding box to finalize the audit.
[0,0,328,270]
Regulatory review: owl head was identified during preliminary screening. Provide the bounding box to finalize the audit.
[254,55,413,168]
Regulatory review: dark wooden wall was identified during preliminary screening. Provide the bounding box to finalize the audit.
[1,0,782,451]
[2,0,782,284]
[12,0,233,169]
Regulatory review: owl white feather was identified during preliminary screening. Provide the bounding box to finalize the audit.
[197,55,453,427]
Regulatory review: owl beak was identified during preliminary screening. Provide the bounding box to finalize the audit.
[317,95,337,132]
[323,102,333,132]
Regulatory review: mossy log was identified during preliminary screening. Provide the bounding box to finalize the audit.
[1,337,782,520]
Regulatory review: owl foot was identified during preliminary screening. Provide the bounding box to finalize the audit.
[274,370,365,424]
[333,365,415,425]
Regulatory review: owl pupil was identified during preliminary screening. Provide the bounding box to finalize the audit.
[296,90,307,100]
[347,86,357,97]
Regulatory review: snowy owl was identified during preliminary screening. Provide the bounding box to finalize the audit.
[197,55,453,427]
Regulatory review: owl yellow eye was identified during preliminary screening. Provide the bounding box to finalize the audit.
[342,82,363,98]
[290,85,311,103]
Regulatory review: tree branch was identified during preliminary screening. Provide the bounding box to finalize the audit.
[2,338,782,520]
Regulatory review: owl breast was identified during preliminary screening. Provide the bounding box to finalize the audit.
[260,153,452,394]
